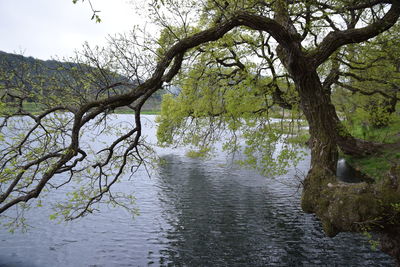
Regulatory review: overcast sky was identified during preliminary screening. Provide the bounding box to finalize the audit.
[0,0,148,60]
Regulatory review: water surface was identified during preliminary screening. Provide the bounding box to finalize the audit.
[0,115,394,266]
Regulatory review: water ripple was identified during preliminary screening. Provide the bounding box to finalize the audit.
[0,115,395,266]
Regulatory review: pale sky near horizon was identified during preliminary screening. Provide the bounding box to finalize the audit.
[0,0,149,60]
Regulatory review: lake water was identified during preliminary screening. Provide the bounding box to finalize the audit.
[0,115,395,266]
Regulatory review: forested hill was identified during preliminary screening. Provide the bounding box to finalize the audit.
[0,51,163,111]
[0,51,67,72]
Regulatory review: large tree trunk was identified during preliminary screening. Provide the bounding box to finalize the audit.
[293,70,339,212]
[291,67,400,265]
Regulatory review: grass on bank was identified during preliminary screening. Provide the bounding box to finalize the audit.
[2,102,45,114]
[114,107,160,115]
[346,118,400,144]
[346,150,400,180]
[2,102,161,115]
[343,117,400,180]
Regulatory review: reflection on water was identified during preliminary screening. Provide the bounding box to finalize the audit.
[153,155,393,266]
[0,115,395,266]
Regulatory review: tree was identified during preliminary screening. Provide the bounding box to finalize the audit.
[332,23,400,129]
[1,0,400,262]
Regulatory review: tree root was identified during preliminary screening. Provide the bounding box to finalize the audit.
[301,165,400,263]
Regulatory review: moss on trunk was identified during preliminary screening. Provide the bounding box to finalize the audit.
[301,164,400,262]
[292,66,400,263]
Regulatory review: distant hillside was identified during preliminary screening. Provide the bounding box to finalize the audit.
[0,51,163,111]
[0,51,68,71]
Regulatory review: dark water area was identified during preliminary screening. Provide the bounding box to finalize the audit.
[336,158,366,183]
[0,115,395,266]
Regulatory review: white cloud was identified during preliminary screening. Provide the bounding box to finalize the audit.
[0,0,147,60]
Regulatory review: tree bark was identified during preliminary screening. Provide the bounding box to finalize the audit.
[290,67,339,212]
[288,58,400,265]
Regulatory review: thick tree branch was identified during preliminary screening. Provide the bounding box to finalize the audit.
[309,2,400,67]
[322,56,340,91]
[336,80,399,100]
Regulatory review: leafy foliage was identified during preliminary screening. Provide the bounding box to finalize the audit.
[0,0,399,240]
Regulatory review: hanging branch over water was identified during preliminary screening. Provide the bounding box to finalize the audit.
[1,0,400,261]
